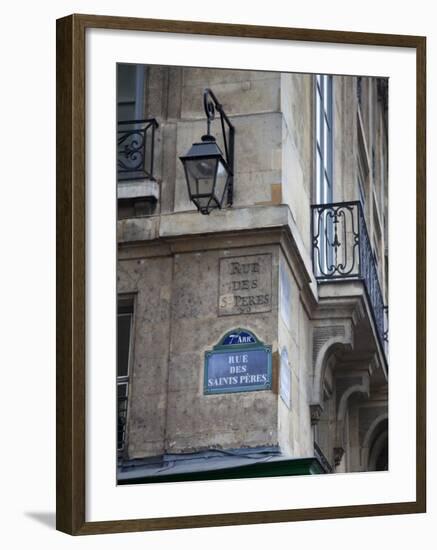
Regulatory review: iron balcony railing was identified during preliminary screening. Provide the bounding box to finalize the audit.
[311,201,388,355]
[117,118,159,181]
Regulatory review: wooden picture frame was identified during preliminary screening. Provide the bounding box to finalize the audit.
[56,13,426,535]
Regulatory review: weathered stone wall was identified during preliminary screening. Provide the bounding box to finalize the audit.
[280,73,313,256]
[166,246,280,453]
[117,256,173,458]
[277,253,314,458]
[120,243,288,458]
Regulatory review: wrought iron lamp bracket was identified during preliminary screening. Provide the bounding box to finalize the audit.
[203,88,235,206]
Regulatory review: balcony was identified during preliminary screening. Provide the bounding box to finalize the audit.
[117,118,159,181]
[311,201,388,356]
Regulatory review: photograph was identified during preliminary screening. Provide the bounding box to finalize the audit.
[1,0,431,542]
[115,63,389,484]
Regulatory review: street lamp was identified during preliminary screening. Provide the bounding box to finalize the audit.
[179,88,235,215]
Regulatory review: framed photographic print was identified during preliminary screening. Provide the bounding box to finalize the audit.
[56,14,426,535]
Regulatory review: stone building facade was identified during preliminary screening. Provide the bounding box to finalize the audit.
[116,64,389,482]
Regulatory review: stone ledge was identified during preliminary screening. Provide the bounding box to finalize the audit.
[117,205,315,293]
[117,179,159,200]
[159,204,291,238]
[118,216,160,242]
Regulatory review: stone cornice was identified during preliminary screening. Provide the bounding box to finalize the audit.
[118,204,319,307]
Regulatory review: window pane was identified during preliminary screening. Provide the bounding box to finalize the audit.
[117,382,128,451]
[324,172,332,197]
[117,383,128,399]
[324,121,329,169]
[118,65,137,102]
[117,102,136,122]
[117,313,132,377]
[316,74,333,206]
[323,76,329,113]
[316,150,321,202]
[316,91,321,147]
[117,64,146,122]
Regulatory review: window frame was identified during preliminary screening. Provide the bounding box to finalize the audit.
[314,74,334,274]
[315,74,333,206]
[117,295,135,453]
[117,64,146,122]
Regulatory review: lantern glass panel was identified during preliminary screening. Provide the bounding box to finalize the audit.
[185,157,218,198]
[213,159,229,206]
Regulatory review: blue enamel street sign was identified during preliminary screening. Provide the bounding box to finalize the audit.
[204,329,272,395]
[222,330,257,346]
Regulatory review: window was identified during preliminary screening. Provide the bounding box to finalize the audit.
[357,123,368,206]
[116,63,159,216]
[117,64,145,122]
[315,74,333,205]
[315,75,334,272]
[117,297,134,452]
[117,64,158,182]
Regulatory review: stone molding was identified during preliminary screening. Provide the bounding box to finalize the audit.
[309,404,324,425]
[335,370,371,449]
[311,320,354,405]
[359,408,388,470]
[118,179,160,201]
[333,446,345,467]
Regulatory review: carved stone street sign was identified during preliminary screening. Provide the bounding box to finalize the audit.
[218,254,272,316]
